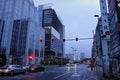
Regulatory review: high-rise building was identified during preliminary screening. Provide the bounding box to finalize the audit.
[80,52,85,61]
[38,4,65,59]
[0,0,45,65]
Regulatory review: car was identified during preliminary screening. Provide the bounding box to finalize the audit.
[23,65,30,72]
[66,63,75,66]
[66,63,70,66]
[0,65,26,76]
[28,64,45,72]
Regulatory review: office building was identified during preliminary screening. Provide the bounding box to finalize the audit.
[0,0,45,65]
[39,4,65,60]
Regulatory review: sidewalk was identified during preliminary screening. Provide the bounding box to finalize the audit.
[82,67,115,80]
[82,70,99,80]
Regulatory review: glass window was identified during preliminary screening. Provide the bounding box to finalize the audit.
[51,27,60,39]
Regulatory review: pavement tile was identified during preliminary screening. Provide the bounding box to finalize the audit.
[82,68,117,80]
[82,71,99,80]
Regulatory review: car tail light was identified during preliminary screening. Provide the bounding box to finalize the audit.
[31,68,34,70]
[5,67,11,72]
[7,67,10,70]
[0,67,1,71]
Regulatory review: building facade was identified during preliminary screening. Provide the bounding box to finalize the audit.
[39,4,65,60]
[0,0,45,66]
[93,0,120,78]
[92,0,111,77]
[107,0,120,77]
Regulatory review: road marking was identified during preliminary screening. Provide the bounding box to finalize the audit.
[54,72,69,79]
[85,77,97,80]
[71,72,80,77]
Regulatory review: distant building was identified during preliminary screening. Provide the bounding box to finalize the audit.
[39,4,65,59]
[64,53,74,63]
[0,0,45,65]
[80,52,85,61]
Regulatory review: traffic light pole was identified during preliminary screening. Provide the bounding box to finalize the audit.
[63,37,93,41]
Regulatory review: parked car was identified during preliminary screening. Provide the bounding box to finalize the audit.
[23,65,30,72]
[28,64,45,72]
[66,63,75,67]
[0,65,26,75]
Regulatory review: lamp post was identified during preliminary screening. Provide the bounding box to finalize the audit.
[94,14,103,71]
[39,37,44,66]
[94,15,100,57]
[71,47,76,61]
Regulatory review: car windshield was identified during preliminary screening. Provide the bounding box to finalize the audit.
[1,65,9,69]
[30,64,36,68]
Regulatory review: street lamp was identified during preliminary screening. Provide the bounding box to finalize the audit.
[39,36,45,66]
[71,47,76,61]
[94,14,100,55]
[94,14,106,76]
[94,15,99,21]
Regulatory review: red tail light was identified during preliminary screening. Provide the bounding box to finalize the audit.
[7,67,10,70]
[6,66,11,71]
[5,66,11,72]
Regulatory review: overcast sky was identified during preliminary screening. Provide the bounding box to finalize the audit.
[34,0,100,58]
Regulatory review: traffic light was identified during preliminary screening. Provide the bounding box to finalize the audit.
[40,37,43,42]
[51,36,54,41]
[63,37,65,42]
[29,55,33,60]
[76,37,78,41]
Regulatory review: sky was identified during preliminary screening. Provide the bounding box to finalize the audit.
[34,0,100,58]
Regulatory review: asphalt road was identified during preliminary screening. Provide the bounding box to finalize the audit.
[0,64,89,80]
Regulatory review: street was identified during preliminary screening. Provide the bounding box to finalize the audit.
[0,64,89,80]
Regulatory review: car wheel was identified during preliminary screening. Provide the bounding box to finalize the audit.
[24,70,27,73]
[10,71,14,76]
[42,68,45,71]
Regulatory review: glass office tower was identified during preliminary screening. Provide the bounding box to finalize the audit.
[39,4,65,60]
[0,0,45,65]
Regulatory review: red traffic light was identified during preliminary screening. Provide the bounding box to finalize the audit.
[51,36,54,41]
[29,55,33,60]
[63,37,65,42]
[40,37,43,42]
[76,37,78,41]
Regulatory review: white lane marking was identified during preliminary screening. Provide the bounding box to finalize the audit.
[71,72,80,77]
[54,72,69,79]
